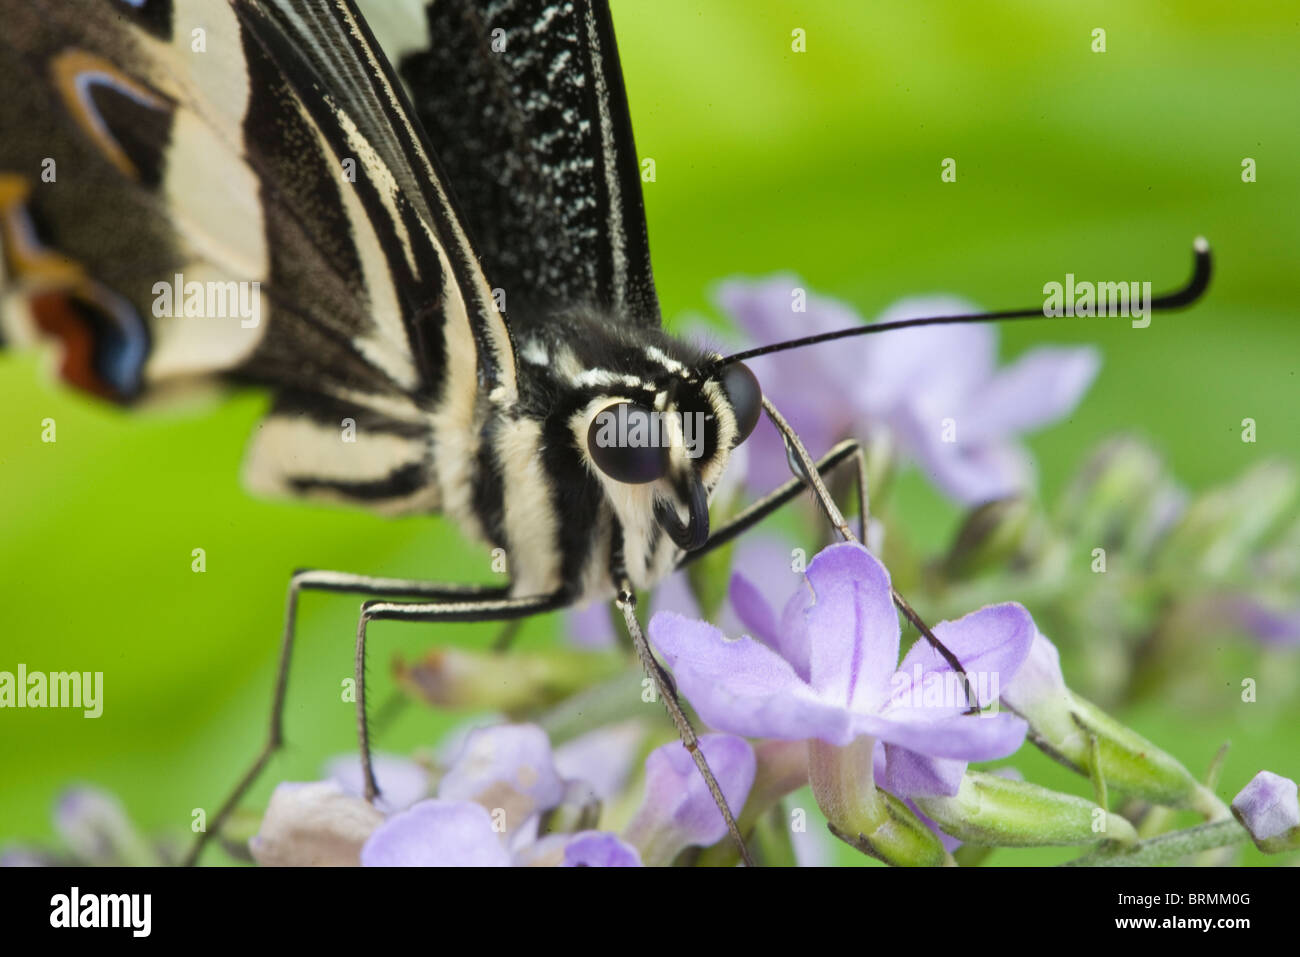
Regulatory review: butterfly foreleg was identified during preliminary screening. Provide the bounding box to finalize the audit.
[184,570,514,866]
[614,583,756,868]
[678,438,869,567]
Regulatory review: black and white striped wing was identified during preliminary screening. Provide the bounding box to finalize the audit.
[0,0,517,514]
[361,0,661,330]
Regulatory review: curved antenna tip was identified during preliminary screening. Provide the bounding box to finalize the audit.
[1150,236,1212,310]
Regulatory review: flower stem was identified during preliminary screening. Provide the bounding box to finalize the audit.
[1065,819,1249,866]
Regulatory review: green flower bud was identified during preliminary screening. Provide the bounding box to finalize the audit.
[1003,631,1216,813]
[914,770,1136,847]
[1156,461,1298,584]
[1058,437,1177,556]
[393,646,624,712]
[943,496,1039,580]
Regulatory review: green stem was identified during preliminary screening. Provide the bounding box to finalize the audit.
[533,668,646,745]
[1065,819,1249,867]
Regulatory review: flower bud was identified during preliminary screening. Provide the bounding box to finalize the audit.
[1231,770,1300,854]
[913,770,1136,847]
[1156,461,1298,583]
[1058,438,1173,554]
[249,781,383,866]
[623,735,755,866]
[943,496,1038,580]
[53,787,157,867]
[1002,632,1212,812]
[393,646,623,712]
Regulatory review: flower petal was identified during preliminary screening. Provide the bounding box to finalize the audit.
[733,535,811,660]
[562,831,643,867]
[715,275,862,490]
[649,611,852,743]
[892,401,1035,504]
[360,800,510,867]
[999,629,1070,719]
[892,603,1036,714]
[872,742,962,852]
[960,346,1100,445]
[854,709,1028,762]
[860,296,996,414]
[53,787,146,866]
[883,745,966,798]
[801,543,900,712]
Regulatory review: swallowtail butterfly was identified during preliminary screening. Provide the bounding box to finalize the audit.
[0,0,1209,865]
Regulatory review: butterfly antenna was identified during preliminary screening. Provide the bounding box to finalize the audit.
[710,238,1211,371]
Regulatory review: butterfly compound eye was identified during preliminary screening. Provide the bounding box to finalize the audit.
[721,362,762,444]
[587,401,672,484]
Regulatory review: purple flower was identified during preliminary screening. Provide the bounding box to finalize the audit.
[623,735,756,865]
[361,801,643,867]
[558,831,644,867]
[716,277,1100,505]
[437,724,566,835]
[1231,770,1300,853]
[649,542,1032,790]
[362,801,511,866]
[255,723,639,867]
[359,728,755,866]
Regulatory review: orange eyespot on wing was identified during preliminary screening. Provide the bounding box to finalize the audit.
[50,49,174,185]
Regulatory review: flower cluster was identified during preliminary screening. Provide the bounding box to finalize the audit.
[248,723,754,868]
[916,437,1300,707]
[216,532,1288,867]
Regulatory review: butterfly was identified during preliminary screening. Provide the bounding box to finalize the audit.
[0,0,1209,866]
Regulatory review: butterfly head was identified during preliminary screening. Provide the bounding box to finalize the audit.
[560,330,762,555]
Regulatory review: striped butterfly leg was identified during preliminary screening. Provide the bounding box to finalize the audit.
[183,571,513,867]
[614,583,757,868]
[354,592,569,802]
[681,438,871,562]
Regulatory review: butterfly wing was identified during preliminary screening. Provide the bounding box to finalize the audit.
[362,0,662,331]
[0,0,517,515]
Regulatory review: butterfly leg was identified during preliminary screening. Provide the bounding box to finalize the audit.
[184,571,512,866]
[614,582,756,868]
[354,591,568,802]
[680,438,869,563]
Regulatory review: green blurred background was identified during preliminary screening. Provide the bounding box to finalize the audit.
[1,1,1296,863]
